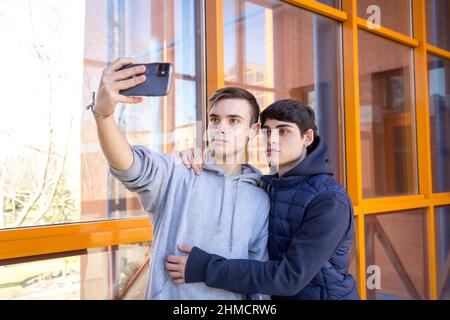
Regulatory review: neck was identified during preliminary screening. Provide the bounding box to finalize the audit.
[278,152,307,177]
[217,163,243,176]
[213,149,245,176]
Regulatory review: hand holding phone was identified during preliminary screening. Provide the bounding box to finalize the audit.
[93,58,171,118]
[118,62,173,97]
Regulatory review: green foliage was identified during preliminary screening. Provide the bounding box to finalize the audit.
[42,176,78,224]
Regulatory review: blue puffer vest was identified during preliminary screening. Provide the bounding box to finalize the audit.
[261,136,359,300]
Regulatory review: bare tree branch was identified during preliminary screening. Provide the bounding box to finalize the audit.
[33,114,74,225]
[13,2,60,227]
[0,130,65,158]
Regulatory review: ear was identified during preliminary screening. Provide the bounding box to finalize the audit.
[304,129,315,147]
[248,123,261,141]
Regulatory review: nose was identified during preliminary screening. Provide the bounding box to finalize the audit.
[268,131,279,145]
[215,119,226,134]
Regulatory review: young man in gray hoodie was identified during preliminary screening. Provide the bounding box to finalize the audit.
[91,57,269,300]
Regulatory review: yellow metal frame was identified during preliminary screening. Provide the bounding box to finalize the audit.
[412,2,436,299]
[283,0,348,21]
[427,44,450,60]
[356,17,419,48]
[341,0,367,299]
[0,218,151,260]
[1,0,450,300]
[205,0,225,98]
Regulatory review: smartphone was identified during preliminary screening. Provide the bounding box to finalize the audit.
[118,62,173,97]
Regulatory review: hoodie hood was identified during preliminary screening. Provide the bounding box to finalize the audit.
[201,149,263,186]
[262,136,333,189]
[285,135,333,177]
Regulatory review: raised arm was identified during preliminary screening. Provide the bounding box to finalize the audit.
[93,57,176,217]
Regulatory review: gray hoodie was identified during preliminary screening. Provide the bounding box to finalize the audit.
[109,145,270,300]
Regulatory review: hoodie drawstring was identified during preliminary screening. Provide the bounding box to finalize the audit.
[216,176,242,253]
[217,180,227,233]
[229,177,241,252]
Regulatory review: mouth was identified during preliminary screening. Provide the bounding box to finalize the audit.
[267,148,280,154]
[211,138,228,144]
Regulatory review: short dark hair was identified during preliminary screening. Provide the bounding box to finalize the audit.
[208,87,260,125]
[260,99,318,137]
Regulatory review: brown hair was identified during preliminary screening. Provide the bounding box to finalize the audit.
[261,99,318,137]
[208,87,260,125]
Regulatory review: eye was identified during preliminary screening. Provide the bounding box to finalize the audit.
[230,118,240,124]
[279,129,288,135]
[210,118,219,124]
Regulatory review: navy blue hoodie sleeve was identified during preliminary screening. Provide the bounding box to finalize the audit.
[185,191,352,296]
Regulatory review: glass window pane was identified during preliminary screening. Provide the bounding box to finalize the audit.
[358,0,412,36]
[435,206,450,300]
[428,54,450,193]
[358,30,418,198]
[426,0,450,51]
[0,0,205,229]
[223,0,345,183]
[0,242,150,300]
[0,1,85,229]
[316,0,341,9]
[364,209,429,300]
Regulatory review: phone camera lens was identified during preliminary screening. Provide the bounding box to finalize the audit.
[157,64,169,77]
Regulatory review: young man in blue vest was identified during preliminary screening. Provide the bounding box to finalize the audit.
[167,99,359,300]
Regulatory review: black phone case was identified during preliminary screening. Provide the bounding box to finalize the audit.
[118,63,173,97]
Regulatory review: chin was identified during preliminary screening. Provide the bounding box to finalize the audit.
[211,147,226,156]
[268,155,282,165]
